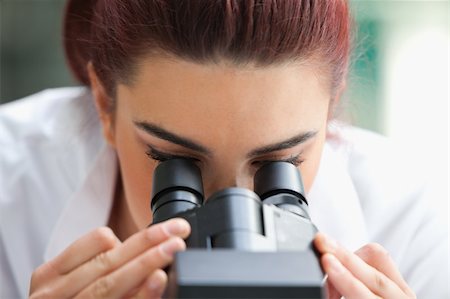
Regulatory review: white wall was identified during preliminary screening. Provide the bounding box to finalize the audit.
[380,1,449,224]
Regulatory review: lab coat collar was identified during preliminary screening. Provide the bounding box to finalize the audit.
[308,143,369,251]
[44,143,118,261]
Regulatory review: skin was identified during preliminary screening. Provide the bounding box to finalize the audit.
[29,57,416,299]
[109,58,329,238]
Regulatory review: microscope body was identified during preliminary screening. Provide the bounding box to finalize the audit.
[150,159,325,298]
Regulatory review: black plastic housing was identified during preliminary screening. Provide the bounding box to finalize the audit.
[149,159,324,298]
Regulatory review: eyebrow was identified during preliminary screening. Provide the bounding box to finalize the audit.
[246,130,317,158]
[134,120,317,158]
[134,121,212,155]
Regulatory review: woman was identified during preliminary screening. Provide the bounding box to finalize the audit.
[0,0,447,298]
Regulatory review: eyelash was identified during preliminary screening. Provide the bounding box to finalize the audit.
[145,146,304,167]
[252,155,305,167]
[145,146,200,163]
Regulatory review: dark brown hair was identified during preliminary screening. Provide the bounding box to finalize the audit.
[64,0,350,98]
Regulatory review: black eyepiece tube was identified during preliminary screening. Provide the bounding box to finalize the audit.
[254,162,310,219]
[151,159,204,224]
[254,162,307,204]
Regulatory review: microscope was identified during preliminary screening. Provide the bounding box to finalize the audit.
[150,159,324,298]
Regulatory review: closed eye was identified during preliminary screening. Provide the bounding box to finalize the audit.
[145,145,200,163]
[146,145,304,167]
[251,153,304,167]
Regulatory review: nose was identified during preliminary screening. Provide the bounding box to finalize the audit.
[202,168,254,200]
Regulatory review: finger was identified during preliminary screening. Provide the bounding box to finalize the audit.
[325,276,341,299]
[121,269,168,299]
[51,227,120,275]
[315,234,407,298]
[322,253,379,299]
[135,269,168,299]
[75,236,185,299]
[56,219,188,297]
[111,218,190,264]
[355,243,416,298]
[55,218,189,297]
[314,232,337,255]
[30,227,120,297]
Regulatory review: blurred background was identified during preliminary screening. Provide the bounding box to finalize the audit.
[0,0,448,222]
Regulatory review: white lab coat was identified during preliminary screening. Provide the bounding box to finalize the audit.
[0,87,448,298]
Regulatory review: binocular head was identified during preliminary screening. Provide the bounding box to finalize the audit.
[151,158,310,225]
[150,159,315,252]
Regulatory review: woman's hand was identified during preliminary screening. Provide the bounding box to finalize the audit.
[314,233,416,299]
[29,218,190,299]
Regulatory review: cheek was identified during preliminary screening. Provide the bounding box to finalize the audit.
[115,118,157,227]
[299,127,327,194]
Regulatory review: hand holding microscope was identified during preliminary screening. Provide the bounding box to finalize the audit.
[149,159,325,298]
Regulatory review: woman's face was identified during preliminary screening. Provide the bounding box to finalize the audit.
[94,57,331,232]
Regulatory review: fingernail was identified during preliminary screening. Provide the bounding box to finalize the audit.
[321,233,337,252]
[164,219,190,236]
[160,237,185,257]
[324,254,345,274]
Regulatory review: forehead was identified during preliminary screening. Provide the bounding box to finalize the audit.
[117,57,330,145]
